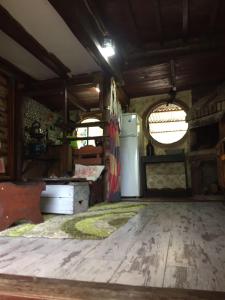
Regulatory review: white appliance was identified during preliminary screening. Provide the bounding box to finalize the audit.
[120,113,143,197]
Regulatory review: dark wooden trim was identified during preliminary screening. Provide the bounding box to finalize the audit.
[0,72,16,180]
[144,188,191,197]
[209,0,221,34]
[14,87,24,180]
[0,5,70,78]
[48,0,123,83]
[66,136,106,141]
[0,274,225,300]
[7,76,16,180]
[24,86,87,111]
[70,72,100,87]
[25,72,102,92]
[182,0,189,39]
[63,87,69,140]
[67,91,87,112]
[127,0,142,46]
[153,0,163,45]
[125,40,225,70]
[24,87,64,97]
[117,85,130,107]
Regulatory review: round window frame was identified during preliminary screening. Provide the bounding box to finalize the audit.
[143,99,189,148]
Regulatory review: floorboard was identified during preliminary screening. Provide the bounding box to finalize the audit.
[0,202,225,292]
[1,274,225,300]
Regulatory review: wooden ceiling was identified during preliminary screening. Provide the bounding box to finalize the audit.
[0,0,225,108]
[91,0,225,97]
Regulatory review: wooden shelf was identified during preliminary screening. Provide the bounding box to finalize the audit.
[141,154,185,163]
[74,121,106,128]
[65,136,106,141]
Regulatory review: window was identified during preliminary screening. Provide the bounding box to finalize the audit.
[148,103,188,145]
[76,118,103,148]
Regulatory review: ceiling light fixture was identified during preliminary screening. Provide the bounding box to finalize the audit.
[95,84,100,93]
[101,36,115,58]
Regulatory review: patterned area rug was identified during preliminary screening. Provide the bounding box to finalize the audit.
[0,202,146,239]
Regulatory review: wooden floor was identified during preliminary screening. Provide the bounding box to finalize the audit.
[0,202,225,292]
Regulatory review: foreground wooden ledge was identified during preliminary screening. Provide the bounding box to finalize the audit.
[0,274,225,300]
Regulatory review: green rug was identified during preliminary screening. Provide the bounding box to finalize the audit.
[0,202,146,240]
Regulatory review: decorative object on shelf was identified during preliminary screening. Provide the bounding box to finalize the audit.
[146,140,155,156]
[26,121,48,157]
[29,121,46,140]
[24,98,63,146]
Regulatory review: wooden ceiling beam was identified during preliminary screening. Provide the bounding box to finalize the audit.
[209,0,221,34]
[182,0,189,40]
[48,0,123,84]
[67,90,87,112]
[125,40,225,70]
[24,87,64,98]
[117,85,130,107]
[25,72,101,96]
[24,85,88,111]
[126,35,225,62]
[0,5,70,78]
[153,0,163,45]
[127,0,142,47]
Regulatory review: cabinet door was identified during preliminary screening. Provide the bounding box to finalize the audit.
[0,72,14,179]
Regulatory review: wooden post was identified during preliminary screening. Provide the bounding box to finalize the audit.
[101,73,111,202]
[63,86,69,140]
[59,86,72,176]
[14,83,24,180]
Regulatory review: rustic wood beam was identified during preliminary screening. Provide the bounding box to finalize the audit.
[48,0,123,84]
[127,0,142,47]
[125,75,225,99]
[1,273,225,300]
[182,0,189,40]
[209,0,221,34]
[125,41,225,70]
[24,72,102,97]
[64,87,69,138]
[67,90,87,112]
[24,87,64,97]
[153,0,163,45]
[117,85,130,107]
[0,5,70,78]
[126,36,225,64]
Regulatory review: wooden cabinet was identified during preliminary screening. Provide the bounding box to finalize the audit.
[0,72,15,180]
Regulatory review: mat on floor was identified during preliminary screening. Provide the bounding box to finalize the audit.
[0,202,146,239]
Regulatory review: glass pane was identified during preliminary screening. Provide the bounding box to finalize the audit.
[88,139,96,146]
[75,118,103,149]
[77,127,87,138]
[77,140,87,149]
[148,103,188,144]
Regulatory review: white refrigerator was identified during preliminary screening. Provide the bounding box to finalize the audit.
[120,113,143,197]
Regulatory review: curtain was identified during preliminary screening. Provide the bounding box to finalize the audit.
[107,79,121,202]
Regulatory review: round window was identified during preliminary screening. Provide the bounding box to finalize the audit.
[76,118,103,148]
[148,103,188,145]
